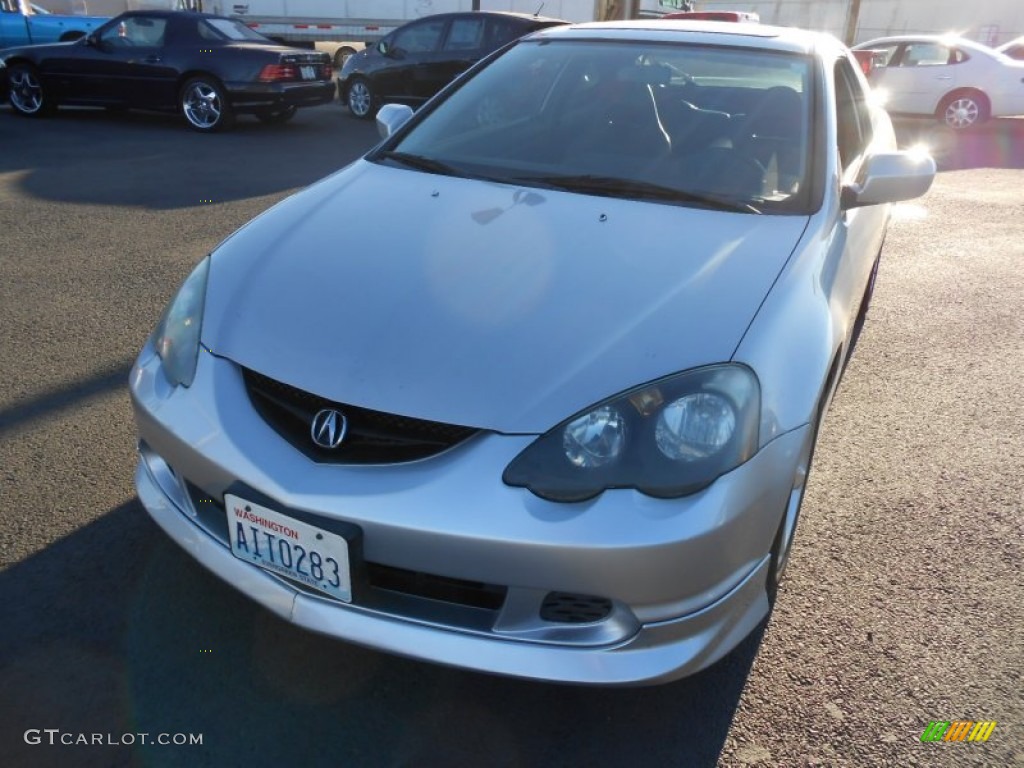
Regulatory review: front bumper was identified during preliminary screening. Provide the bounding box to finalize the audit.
[131,346,807,685]
[226,80,336,112]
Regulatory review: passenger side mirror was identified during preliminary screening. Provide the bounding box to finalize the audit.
[841,151,936,208]
[376,103,414,139]
[377,39,389,56]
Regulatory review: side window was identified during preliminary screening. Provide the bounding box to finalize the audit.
[392,19,446,55]
[950,48,970,64]
[100,16,167,47]
[834,58,873,175]
[444,18,484,52]
[868,44,900,68]
[198,21,221,41]
[900,42,950,67]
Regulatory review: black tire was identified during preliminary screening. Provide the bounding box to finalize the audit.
[7,63,55,118]
[937,89,990,131]
[179,76,234,133]
[345,77,375,119]
[255,105,298,125]
[847,253,880,362]
[766,392,828,604]
[334,46,357,69]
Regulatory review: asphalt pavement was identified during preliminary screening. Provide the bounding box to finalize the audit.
[0,103,1021,768]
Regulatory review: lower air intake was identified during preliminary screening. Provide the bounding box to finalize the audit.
[540,592,613,623]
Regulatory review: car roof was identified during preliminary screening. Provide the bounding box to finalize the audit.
[392,11,566,23]
[528,19,838,56]
[112,10,234,21]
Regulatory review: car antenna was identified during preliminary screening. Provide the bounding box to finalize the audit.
[534,2,545,17]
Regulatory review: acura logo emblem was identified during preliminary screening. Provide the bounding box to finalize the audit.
[311,408,347,449]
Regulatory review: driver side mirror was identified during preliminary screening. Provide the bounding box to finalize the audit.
[378,40,405,60]
[376,103,414,139]
[86,32,111,51]
[841,151,936,208]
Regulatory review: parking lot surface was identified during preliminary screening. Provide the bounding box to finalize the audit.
[0,104,1021,767]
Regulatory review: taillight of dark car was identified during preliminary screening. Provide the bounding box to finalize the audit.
[258,59,332,82]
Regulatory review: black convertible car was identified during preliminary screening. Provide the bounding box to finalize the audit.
[1,10,334,131]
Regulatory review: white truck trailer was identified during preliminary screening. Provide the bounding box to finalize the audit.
[198,0,688,66]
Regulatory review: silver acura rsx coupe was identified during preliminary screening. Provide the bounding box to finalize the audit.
[131,20,935,685]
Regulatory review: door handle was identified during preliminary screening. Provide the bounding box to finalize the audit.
[144,55,162,63]
[936,75,953,80]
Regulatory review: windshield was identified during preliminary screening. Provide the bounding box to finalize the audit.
[380,39,814,214]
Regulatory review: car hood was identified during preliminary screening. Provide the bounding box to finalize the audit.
[0,40,76,58]
[340,47,373,75]
[203,161,809,433]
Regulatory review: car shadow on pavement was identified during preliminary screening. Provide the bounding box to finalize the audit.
[0,360,133,438]
[0,498,767,768]
[894,117,1024,171]
[0,105,378,210]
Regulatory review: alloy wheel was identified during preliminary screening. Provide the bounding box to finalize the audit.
[10,68,44,115]
[774,439,812,585]
[943,97,980,130]
[347,80,372,118]
[182,81,223,130]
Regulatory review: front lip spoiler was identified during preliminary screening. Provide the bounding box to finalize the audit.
[135,452,771,686]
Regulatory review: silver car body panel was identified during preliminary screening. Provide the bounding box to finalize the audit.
[132,341,810,684]
[137,447,774,685]
[202,161,810,434]
[132,346,806,619]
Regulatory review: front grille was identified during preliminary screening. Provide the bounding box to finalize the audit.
[540,592,613,623]
[243,368,479,464]
[367,563,506,611]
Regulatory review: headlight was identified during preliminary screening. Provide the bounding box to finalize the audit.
[151,256,210,388]
[503,364,760,502]
[655,393,736,461]
[563,406,626,469]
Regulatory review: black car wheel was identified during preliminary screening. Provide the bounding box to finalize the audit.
[180,76,234,132]
[846,252,881,363]
[346,77,375,119]
[256,105,298,124]
[766,399,823,604]
[8,64,55,117]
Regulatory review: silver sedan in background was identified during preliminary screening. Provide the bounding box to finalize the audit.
[131,20,934,685]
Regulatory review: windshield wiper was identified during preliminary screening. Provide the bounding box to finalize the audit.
[375,151,517,186]
[376,151,463,177]
[518,174,761,214]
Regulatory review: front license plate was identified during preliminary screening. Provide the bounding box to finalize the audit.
[300,65,315,80]
[225,494,351,602]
